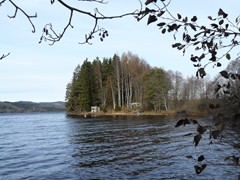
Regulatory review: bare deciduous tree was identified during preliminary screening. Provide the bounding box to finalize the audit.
[1,0,240,77]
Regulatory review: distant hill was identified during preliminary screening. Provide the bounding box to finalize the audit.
[0,101,66,113]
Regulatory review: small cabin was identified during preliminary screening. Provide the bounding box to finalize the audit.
[91,106,100,113]
[129,102,142,109]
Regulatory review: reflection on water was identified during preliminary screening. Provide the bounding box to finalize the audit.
[0,113,239,179]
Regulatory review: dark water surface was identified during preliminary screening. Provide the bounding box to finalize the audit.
[0,112,239,179]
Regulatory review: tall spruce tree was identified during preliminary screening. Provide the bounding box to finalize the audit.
[92,57,103,107]
[79,59,95,112]
[101,57,115,109]
[65,65,82,113]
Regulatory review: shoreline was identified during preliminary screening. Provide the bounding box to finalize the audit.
[67,110,211,118]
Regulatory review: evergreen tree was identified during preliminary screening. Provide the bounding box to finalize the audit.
[92,57,103,106]
[101,57,114,109]
[65,65,81,112]
[142,68,170,111]
[79,59,95,112]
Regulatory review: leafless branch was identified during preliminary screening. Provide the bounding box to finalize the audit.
[40,0,141,45]
[79,0,108,4]
[0,52,10,60]
[39,9,74,45]
[8,0,37,33]
[0,0,6,6]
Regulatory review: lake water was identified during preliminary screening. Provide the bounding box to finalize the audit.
[0,112,239,179]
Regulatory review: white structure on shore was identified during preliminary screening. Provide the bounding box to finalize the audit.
[91,106,100,113]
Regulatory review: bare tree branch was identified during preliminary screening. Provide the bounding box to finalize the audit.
[8,0,37,33]
[79,0,108,4]
[1,0,240,76]
[39,9,74,45]
[40,0,141,45]
[0,52,10,60]
[0,0,6,6]
[0,1,36,61]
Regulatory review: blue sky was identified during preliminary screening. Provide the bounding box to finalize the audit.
[0,0,238,102]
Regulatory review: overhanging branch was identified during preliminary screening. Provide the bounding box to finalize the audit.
[40,0,141,45]
[39,9,74,45]
[8,0,37,33]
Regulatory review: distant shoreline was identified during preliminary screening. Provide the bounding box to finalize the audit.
[0,101,65,113]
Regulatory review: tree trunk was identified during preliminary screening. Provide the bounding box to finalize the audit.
[116,60,121,108]
[110,78,116,110]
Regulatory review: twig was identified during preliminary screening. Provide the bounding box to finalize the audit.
[8,0,37,33]
[40,0,140,45]
[79,0,108,4]
[0,52,10,60]
[0,0,6,6]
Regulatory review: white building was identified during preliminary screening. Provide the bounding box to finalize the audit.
[91,106,100,113]
[129,102,142,109]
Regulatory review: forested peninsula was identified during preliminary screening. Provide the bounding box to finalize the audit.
[66,51,227,116]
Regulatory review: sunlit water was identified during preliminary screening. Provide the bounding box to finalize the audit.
[0,112,239,179]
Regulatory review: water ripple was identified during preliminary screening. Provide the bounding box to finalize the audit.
[0,113,239,179]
